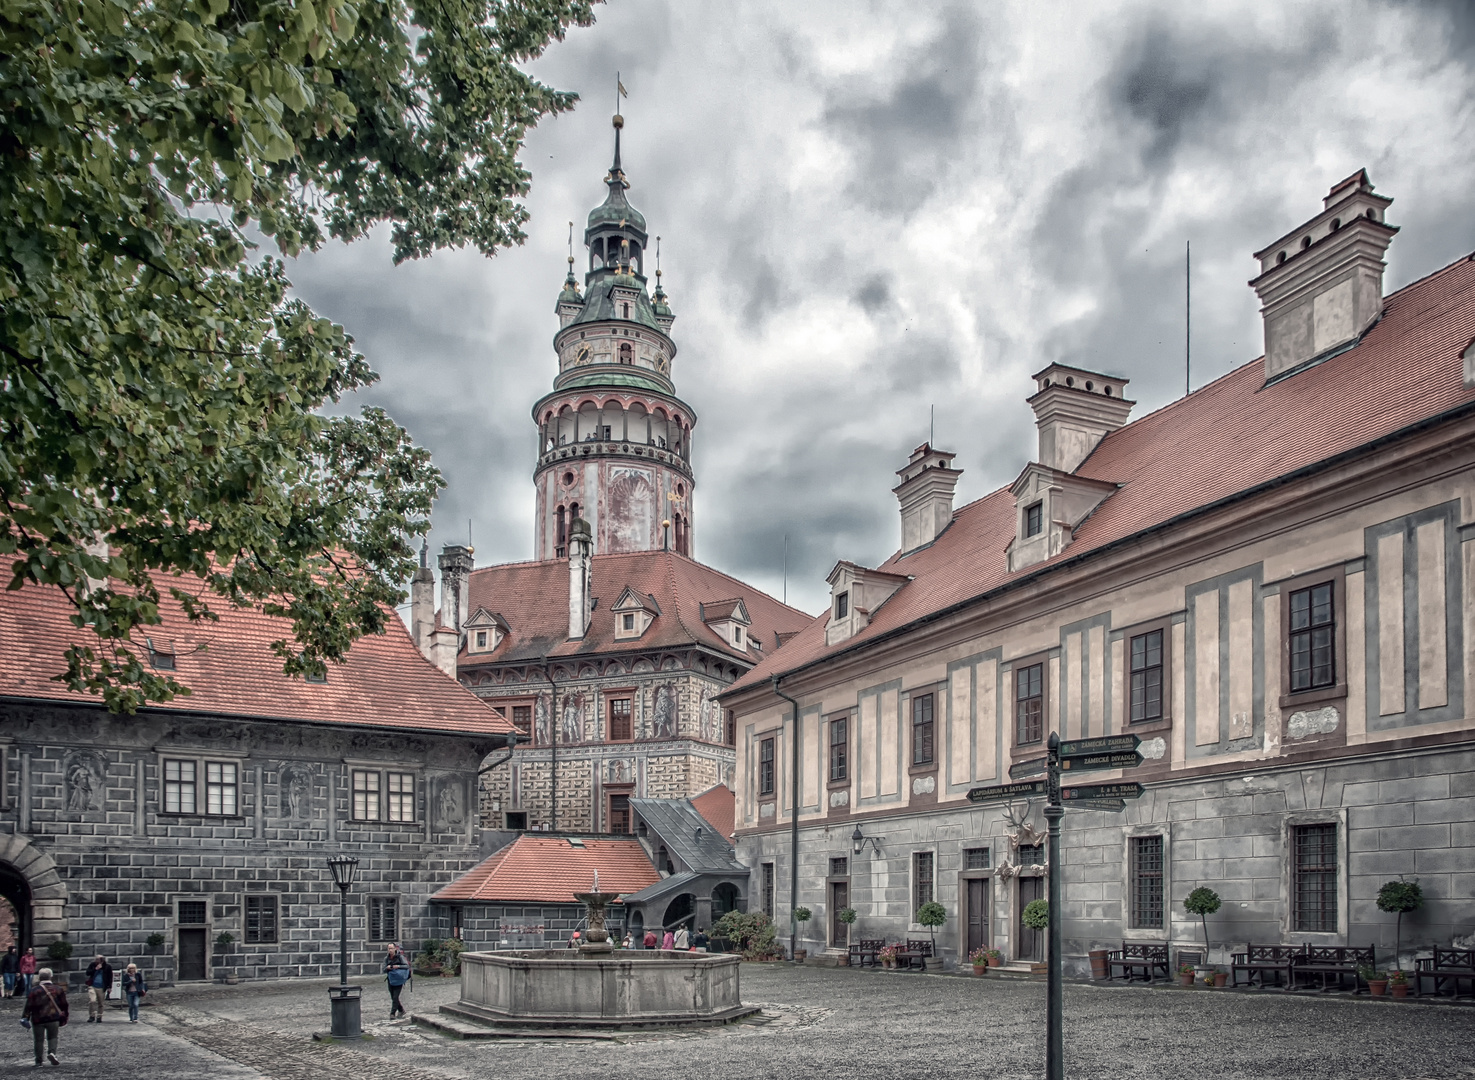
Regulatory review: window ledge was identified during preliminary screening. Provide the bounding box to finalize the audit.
[1125,717,1173,737]
[1279,685,1348,710]
[346,819,425,827]
[908,762,938,775]
[826,777,851,790]
[157,814,246,822]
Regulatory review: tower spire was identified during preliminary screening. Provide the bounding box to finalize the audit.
[610,112,624,181]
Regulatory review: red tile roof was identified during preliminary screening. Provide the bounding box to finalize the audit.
[458,550,811,668]
[733,253,1475,692]
[690,784,736,841]
[431,835,660,904]
[0,561,515,737]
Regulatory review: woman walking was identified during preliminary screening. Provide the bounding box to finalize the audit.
[673,925,689,951]
[122,964,147,1023]
[17,947,37,998]
[22,967,68,1067]
[383,944,410,1019]
[661,928,674,951]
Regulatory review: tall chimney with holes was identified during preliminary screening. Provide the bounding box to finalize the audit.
[410,542,436,658]
[437,544,475,639]
[567,517,593,640]
[892,444,961,554]
[1250,170,1397,383]
[1027,364,1133,473]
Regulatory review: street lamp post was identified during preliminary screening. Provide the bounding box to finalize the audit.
[326,854,362,1040]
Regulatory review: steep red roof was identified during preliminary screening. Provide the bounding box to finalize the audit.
[690,784,736,841]
[458,550,811,668]
[733,253,1475,692]
[431,835,659,903]
[0,561,515,737]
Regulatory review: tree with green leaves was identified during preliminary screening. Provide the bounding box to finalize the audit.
[1376,879,1423,971]
[1184,887,1221,954]
[916,900,947,954]
[1,0,595,711]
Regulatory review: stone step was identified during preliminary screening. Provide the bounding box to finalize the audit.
[410,1013,620,1041]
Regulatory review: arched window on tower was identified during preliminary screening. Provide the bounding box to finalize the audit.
[619,342,633,365]
[556,505,567,557]
[622,302,630,319]
[570,502,581,526]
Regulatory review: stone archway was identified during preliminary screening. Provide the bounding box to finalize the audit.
[711,882,742,921]
[0,835,67,950]
[661,894,695,931]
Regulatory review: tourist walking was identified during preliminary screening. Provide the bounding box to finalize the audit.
[22,967,68,1067]
[1,946,16,997]
[642,929,657,950]
[83,955,113,1022]
[662,928,674,951]
[673,925,689,950]
[692,927,709,952]
[17,947,37,997]
[621,932,633,949]
[383,944,410,1019]
[122,964,147,1023]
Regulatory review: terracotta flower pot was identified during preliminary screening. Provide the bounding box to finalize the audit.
[1367,980,1388,997]
[973,964,987,976]
[1213,973,1228,988]
[1179,973,1195,986]
[988,955,1002,967]
[793,950,807,963]
[883,958,894,969]
[1390,981,1409,998]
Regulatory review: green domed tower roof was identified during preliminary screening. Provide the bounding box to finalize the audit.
[586,114,648,236]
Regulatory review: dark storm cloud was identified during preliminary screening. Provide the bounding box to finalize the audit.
[852,275,891,314]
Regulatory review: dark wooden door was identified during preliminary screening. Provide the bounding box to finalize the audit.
[178,928,207,981]
[829,882,849,948]
[966,878,989,956]
[1016,877,1043,962]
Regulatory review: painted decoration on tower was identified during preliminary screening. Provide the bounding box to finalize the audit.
[433,776,466,830]
[607,466,656,552]
[699,683,717,742]
[560,692,586,744]
[535,693,552,746]
[278,763,313,819]
[653,684,678,739]
[63,750,107,813]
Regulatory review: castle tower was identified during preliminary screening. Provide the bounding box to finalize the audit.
[532,114,697,560]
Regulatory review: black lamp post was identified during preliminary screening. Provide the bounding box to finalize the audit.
[326,854,362,1039]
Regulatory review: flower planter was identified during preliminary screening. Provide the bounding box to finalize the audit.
[973,964,988,977]
[1029,962,1048,976]
[1213,973,1228,988]
[792,950,807,964]
[1088,950,1110,981]
[1367,980,1388,997]
[988,955,1002,968]
[882,958,895,969]
[837,956,849,967]
[1179,973,1195,987]
[1390,981,1409,998]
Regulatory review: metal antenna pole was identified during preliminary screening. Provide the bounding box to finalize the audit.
[1185,240,1191,397]
[1045,732,1064,1080]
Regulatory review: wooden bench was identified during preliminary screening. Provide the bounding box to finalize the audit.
[1293,945,1374,993]
[1230,944,1305,989]
[849,938,886,969]
[1107,942,1170,982]
[1414,947,1475,998]
[895,939,933,971]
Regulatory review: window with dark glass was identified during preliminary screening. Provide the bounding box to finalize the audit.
[725,709,737,746]
[762,863,775,916]
[622,613,635,631]
[369,896,399,942]
[244,895,278,944]
[1294,823,1338,932]
[1016,843,1044,866]
[964,847,990,870]
[1025,502,1043,537]
[609,698,633,741]
[511,705,532,734]
[829,716,848,782]
[1129,630,1164,724]
[759,738,775,796]
[1129,835,1164,929]
[914,851,935,912]
[1016,663,1044,744]
[147,637,176,670]
[1289,583,1336,691]
[177,900,207,925]
[912,693,935,765]
[608,793,631,834]
[830,857,848,877]
[834,591,848,619]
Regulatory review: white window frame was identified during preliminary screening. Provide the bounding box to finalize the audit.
[348,766,420,824]
[1121,823,1173,942]
[160,753,246,817]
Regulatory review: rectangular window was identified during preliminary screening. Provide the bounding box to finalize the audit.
[1016,663,1044,744]
[622,613,635,631]
[511,705,532,734]
[1289,583,1336,692]
[177,900,207,925]
[761,863,775,917]
[1128,836,1164,929]
[386,772,415,822]
[164,760,197,814]
[244,895,278,944]
[912,693,935,765]
[1129,630,1164,724]
[147,638,176,671]
[914,852,935,912]
[759,738,775,796]
[829,716,848,781]
[368,897,398,942]
[1293,823,1338,932]
[725,709,737,746]
[834,591,848,619]
[608,793,631,834]
[205,762,237,816]
[1017,843,1044,866]
[830,857,848,877]
[352,769,381,821]
[964,847,990,870]
[1025,502,1043,537]
[475,630,488,648]
[609,698,633,741]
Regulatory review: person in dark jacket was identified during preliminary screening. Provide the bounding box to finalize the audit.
[382,944,410,1019]
[22,967,68,1067]
[1,946,16,997]
[122,964,147,1023]
[83,955,113,1022]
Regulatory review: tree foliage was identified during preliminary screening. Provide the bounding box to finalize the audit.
[1377,879,1423,969]
[1,0,595,711]
[1184,886,1220,950]
[1021,899,1049,931]
[710,910,780,960]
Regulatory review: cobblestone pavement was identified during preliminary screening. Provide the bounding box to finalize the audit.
[51,966,1475,1080]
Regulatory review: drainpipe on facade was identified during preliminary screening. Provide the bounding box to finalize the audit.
[540,659,558,832]
[771,675,801,962]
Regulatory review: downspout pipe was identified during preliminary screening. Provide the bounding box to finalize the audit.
[541,659,559,832]
[771,675,801,962]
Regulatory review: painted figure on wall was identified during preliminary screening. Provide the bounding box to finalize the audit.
[63,750,106,813]
[279,763,312,819]
[653,685,678,740]
[699,683,716,742]
[535,693,552,746]
[435,778,466,830]
[561,693,585,745]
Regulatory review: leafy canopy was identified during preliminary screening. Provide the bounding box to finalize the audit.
[1376,880,1423,915]
[1021,899,1048,931]
[1184,887,1221,916]
[916,900,948,929]
[1,0,595,711]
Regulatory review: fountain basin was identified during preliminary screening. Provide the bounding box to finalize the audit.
[439,950,757,1030]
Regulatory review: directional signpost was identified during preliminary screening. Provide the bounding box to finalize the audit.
[1061,782,1145,801]
[1067,798,1127,813]
[1060,751,1144,771]
[1007,757,1049,781]
[966,780,1045,803]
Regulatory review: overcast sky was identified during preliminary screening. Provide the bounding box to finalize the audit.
[288,0,1475,616]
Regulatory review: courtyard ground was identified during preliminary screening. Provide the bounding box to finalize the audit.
[0,964,1471,1079]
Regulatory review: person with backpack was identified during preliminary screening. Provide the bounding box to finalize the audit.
[122,964,147,1023]
[383,944,410,1019]
[22,967,68,1067]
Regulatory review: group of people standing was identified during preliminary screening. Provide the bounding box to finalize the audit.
[625,925,709,951]
[5,949,148,1067]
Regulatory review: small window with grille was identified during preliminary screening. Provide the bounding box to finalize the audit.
[914,852,935,911]
[369,896,399,942]
[177,900,208,925]
[964,847,990,870]
[1016,843,1044,866]
[830,857,848,877]
[1293,823,1338,932]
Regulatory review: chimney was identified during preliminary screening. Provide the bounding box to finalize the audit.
[1028,364,1133,473]
[1250,170,1397,383]
[567,517,592,640]
[437,543,475,638]
[410,541,436,657]
[892,444,961,554]
[429,625,459,677]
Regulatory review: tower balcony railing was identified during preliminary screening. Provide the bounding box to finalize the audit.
[536,437,694,478]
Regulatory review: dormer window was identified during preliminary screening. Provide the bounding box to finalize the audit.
[834,592,849,619]
[613,587,659,640]
[475,630,488,649]
[464,608,507,654]
[1025,502,1043,538]
[146,638,175,671]
[623,613,635,631]
[733,626,745,648]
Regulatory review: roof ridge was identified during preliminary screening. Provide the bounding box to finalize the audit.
[664,551,810,616]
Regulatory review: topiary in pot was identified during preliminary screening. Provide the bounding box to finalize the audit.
[791,906,812,961]
[1021,900,1049,931]
[1184,888,1221,957]
[837,906,857,956]
[916,901,948,956]
[146,933,166,949]
[46,940,74,966]
[1376,879,1423,972]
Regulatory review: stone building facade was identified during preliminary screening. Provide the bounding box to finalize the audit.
[0,564,516,987]
[723,172,1475,974]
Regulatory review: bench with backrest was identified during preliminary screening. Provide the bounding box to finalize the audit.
[1106,943,1170,982]
[1230,944,1305,989]
[1293,945,1374,993]
[894,939,933,971]
[849,939,886,969]
[1414,947,1475,998]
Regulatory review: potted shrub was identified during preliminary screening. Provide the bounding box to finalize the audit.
[1184,887,1221,963]
[46,940,74,974]
[879,944,898,969]
[712,911,783,961]
[1376,879,1423,976]
[146,933,166,951]
[917,901,948,961]
[1177,962,1196,987]
[836,907,857,964]
[968,947,989,975]
[1388,969,1409,999]
[1021,901,1049,974]
[1358,964,1388,997]
[416,938,446,976]
[985,947,1002,968]
[791,907,812,962]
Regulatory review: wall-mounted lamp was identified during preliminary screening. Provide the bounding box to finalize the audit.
[851,825,882,857]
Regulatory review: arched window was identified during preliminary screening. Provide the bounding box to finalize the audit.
[619,342,633,365]
[622,302,630,319]
[570,502,581,524]
[556,505,567,554]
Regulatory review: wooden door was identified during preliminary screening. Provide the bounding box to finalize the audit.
[178,928,207,981]
[966,878,989,956]
[829,882,849,948]
[1016,877,1043,962]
